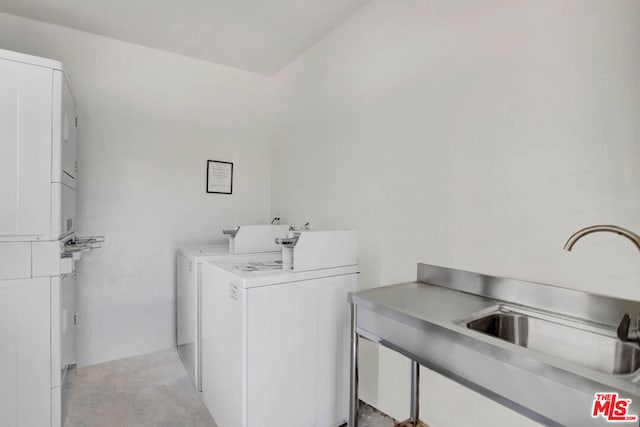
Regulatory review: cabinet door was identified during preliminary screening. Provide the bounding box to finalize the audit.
[0,59,52,241]
[0,277,51,426]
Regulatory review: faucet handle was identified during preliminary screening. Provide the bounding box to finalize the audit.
[618,314,631,342]
[617,313,640,343]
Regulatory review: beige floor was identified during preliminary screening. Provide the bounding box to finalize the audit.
[64,348,395,427]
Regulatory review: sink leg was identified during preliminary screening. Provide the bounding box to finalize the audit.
[395,360,427,427]
[410,360,419,423]
[349,302,359,427]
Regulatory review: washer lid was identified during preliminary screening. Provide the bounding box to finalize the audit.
[177,244,230,260]
[202,255,359,289]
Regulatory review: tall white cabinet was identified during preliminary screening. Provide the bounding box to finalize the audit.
[0,48,79,427]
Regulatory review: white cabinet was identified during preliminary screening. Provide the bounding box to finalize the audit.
[0,58,53,241]
[0,53,77,242]
[0,278,52,427]
[0,48,79,427]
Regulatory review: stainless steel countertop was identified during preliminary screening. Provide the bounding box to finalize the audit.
[349,264,640,426]
[351,281,640,394]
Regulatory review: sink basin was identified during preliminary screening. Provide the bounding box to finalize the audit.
[463,305,640,375]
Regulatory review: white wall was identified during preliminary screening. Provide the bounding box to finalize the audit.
[2,2,640,423]
[0,13,275,366]
[271,1,640,425]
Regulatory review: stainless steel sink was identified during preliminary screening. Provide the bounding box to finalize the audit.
[463,305,640,375]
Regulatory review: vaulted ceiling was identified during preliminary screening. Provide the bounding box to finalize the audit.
[0,0,369,75]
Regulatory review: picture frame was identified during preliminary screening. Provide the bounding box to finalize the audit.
[206,160,233,194]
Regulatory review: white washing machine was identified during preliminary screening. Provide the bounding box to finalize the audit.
[200,230,358,427]
[176,225,289,391]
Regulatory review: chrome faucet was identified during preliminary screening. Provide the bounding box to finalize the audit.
[563,225,640,252]
[563,224,640,343]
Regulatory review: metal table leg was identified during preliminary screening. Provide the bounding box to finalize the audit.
[349,302,424,427]
[410,360,419,423]
[396,360,426,427]
[349,302,359,426]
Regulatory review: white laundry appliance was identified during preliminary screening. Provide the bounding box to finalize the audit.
[0,49,102,427]
[200,230,358,427]
[176,224,290,391]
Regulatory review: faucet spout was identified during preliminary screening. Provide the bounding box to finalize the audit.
[563,225,640,252]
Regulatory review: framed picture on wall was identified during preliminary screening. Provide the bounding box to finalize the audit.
[206,160,233,194]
